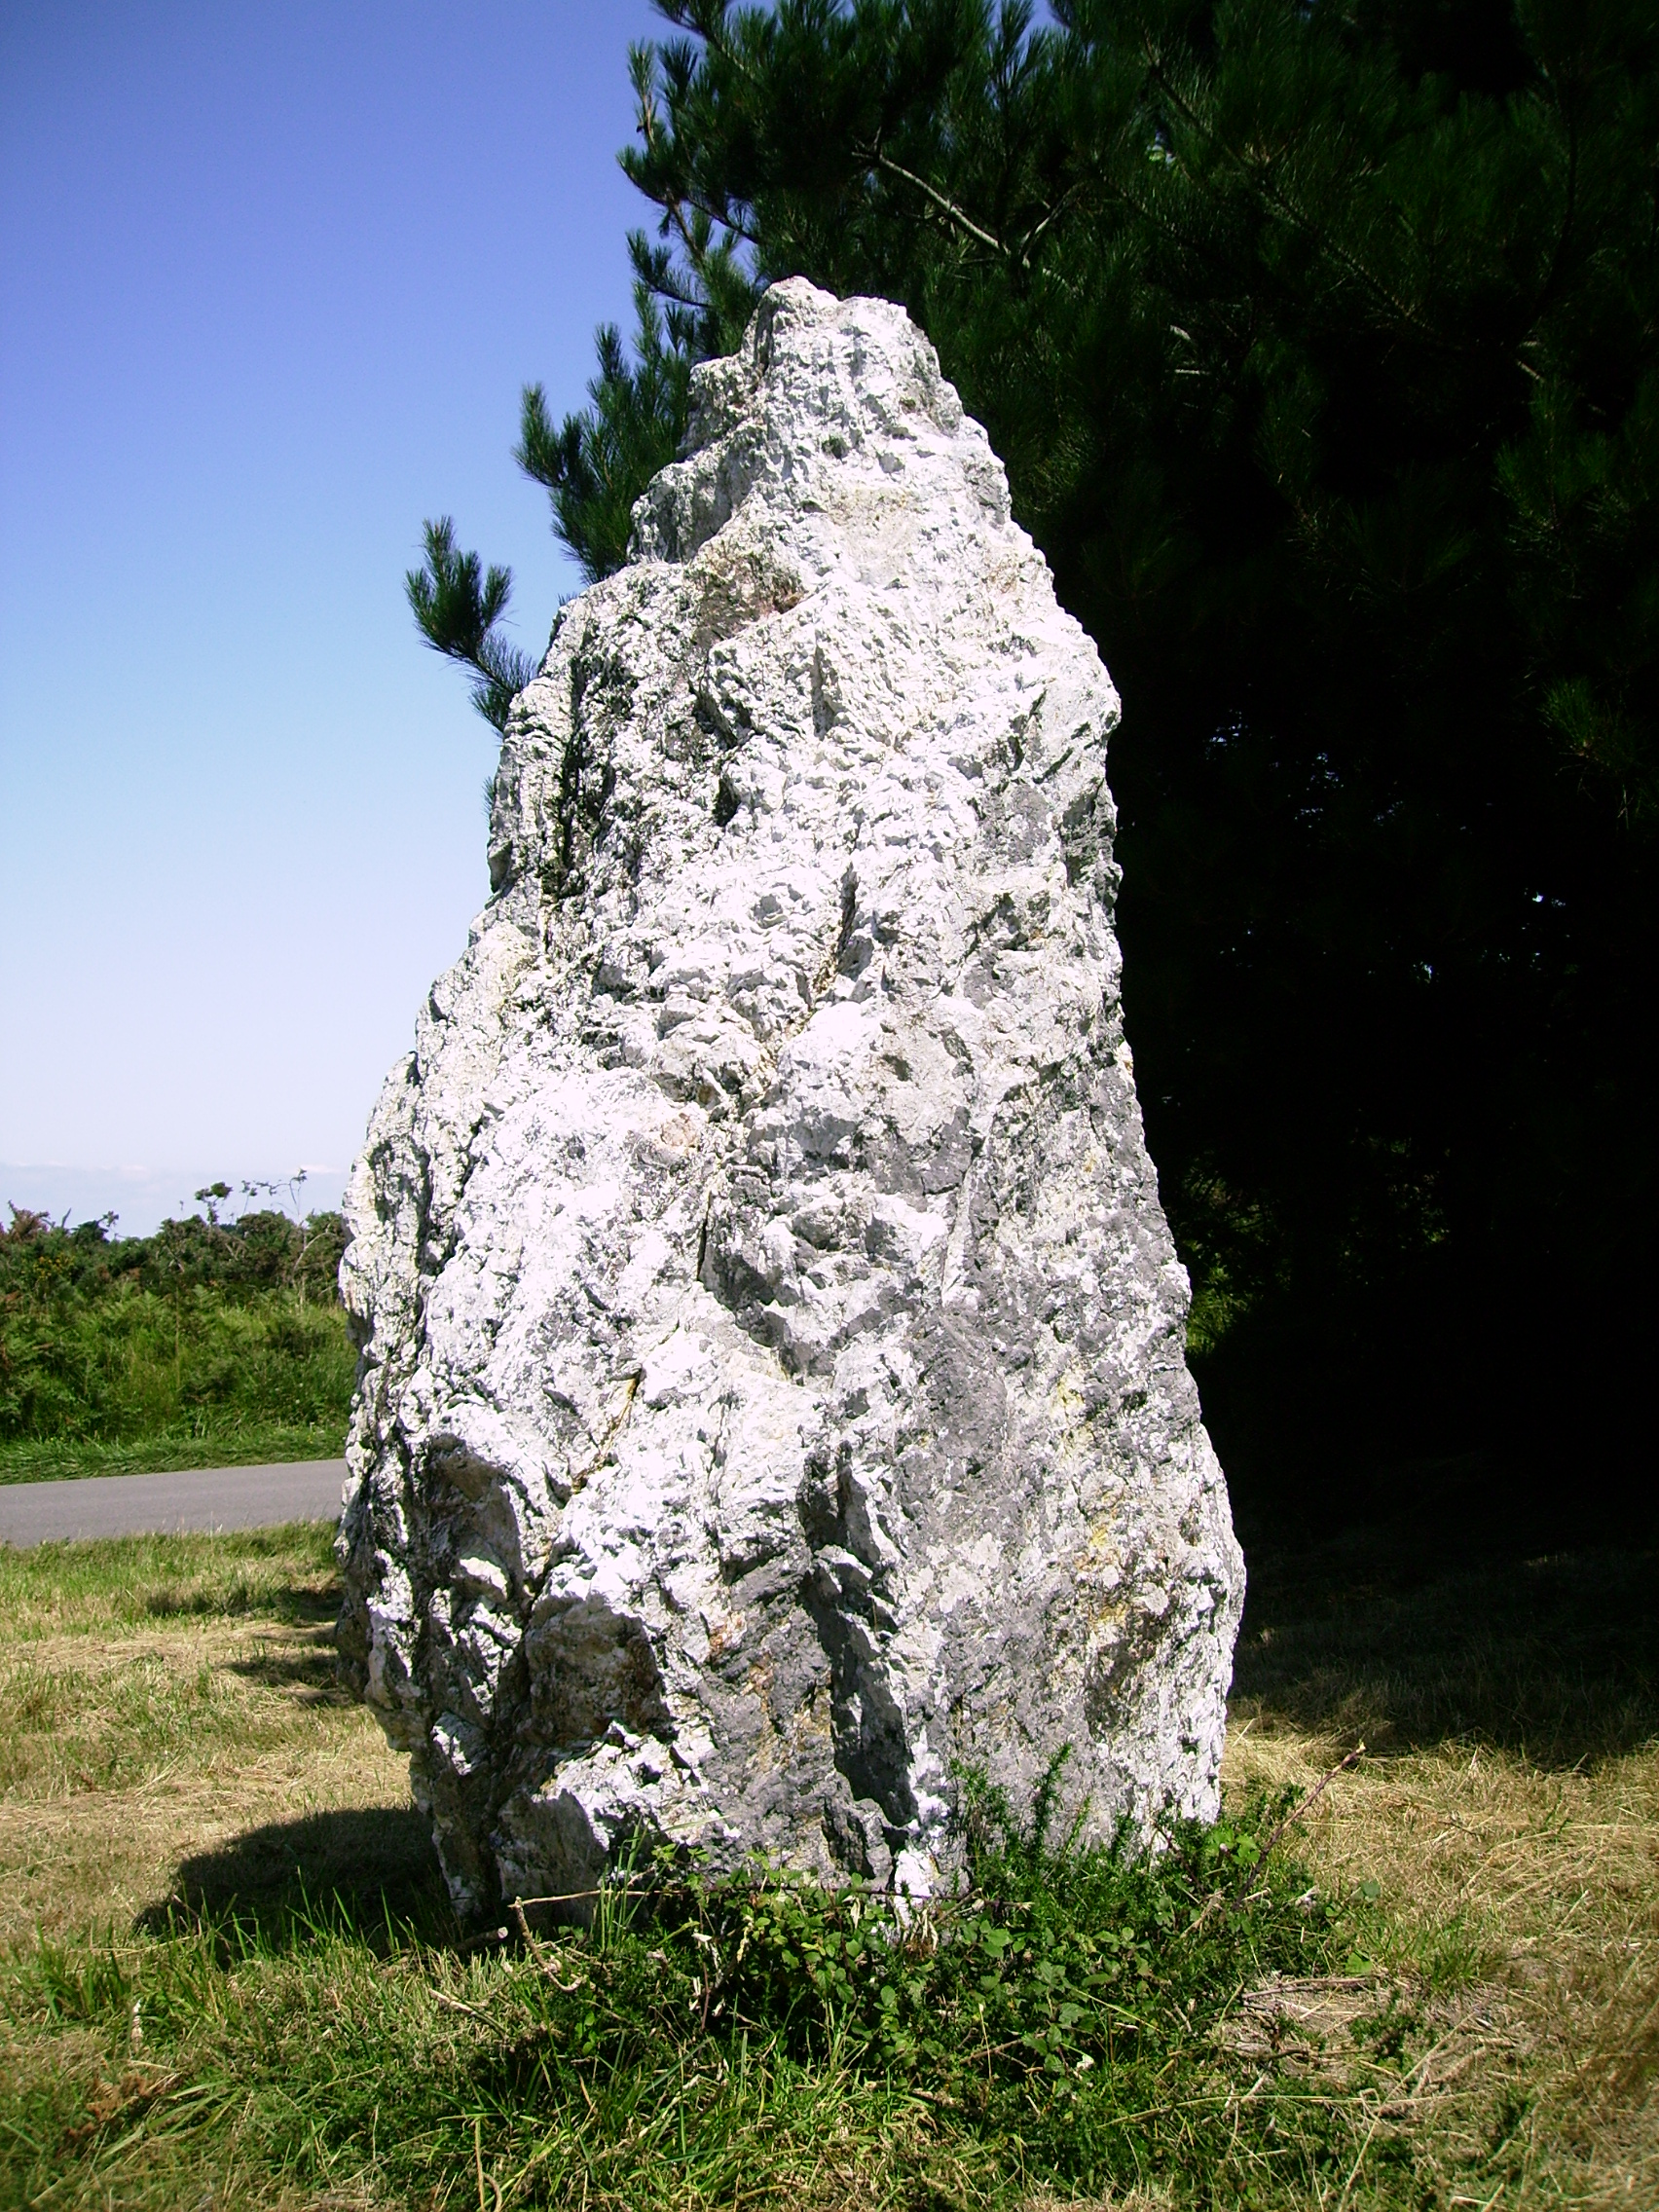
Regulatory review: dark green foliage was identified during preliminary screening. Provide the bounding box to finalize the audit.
[0,1201,347,1315]
[449,0,1659,1516]
[406,516,539,731]
[0,1204,353,1469]
[625,1764,1318,2118]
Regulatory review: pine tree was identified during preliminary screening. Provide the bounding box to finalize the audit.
[410,0,1659,1507]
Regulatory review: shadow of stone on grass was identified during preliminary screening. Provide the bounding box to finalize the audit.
[140,1803,455,1951]
[140,1579,337,1629]
[1233,1534,1659,1766]
[223,1634,351,1701]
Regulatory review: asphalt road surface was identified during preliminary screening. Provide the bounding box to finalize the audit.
[0,1460,349,1547]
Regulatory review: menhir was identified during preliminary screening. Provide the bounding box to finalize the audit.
[336,279,1244,1920]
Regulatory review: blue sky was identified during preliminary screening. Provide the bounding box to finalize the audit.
[0,0,665,1230]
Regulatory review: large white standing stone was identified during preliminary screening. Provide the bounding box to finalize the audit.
[337,279,1244,1919]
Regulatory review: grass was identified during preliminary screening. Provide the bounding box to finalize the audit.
[1225,1521,1659,2209]
[0,1518,1653,2209]
[0,1424,348,1485]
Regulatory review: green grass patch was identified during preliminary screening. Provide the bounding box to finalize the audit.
[1,1781,1421,2212]
[0,1423,346,1484]
[0,1522,339,1641]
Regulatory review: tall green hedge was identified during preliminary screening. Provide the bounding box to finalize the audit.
[0,1206,354,1471]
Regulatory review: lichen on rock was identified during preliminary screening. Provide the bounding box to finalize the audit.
[336,278,1244,1921]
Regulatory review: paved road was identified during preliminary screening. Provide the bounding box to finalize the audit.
[0,1460,349,1547]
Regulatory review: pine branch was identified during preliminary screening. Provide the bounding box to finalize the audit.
[406,519,535,733]
[1141,39,1459,356]
[1525,76,1581,336]
[864,144,1010,259]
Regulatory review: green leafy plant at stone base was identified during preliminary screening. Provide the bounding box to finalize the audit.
[502,1785,1382,2206]
[0,1203,354,1480]
[614,1758,1326,2133]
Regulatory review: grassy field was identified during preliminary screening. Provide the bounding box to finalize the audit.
[0,1519,1653,2209]
[0,1421,349,1486]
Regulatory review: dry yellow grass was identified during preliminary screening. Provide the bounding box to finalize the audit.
[1221,1528,1659,2211]
[1020,1689,1659,2212]
[0,1622,411,1950]
[1,1517,1654,2209]
[0,1527,424,1952]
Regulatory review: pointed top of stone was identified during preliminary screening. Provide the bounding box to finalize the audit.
[630,278,1011,572]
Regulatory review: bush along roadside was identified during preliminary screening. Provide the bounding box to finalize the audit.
[0,1198,354,1478]
[6,1760,1443,2211]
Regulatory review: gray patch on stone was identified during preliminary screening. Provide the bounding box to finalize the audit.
[336,279,1244,1922]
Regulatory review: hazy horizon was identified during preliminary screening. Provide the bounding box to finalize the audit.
[1,1160,350,1239]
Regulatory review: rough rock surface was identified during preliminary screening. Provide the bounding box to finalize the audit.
[337,279,1244,1920]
